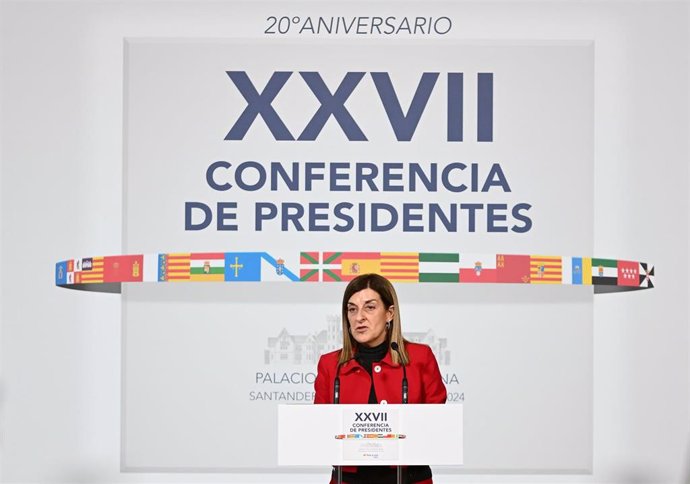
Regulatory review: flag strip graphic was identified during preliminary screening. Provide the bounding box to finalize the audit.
[562,256,573,284]
[592,258,617,285]
[300,251,320,281]
[581,257,593,285]
[166,253,191,281]
[77,257,104,283]
[530,255,562,284]
[54,251,655,293]
[381,253,419,282]
[224,253,262,281]
[143,254,159,282]
[418,253,459,282]
[261,253,299,282]
[189,253,225,281]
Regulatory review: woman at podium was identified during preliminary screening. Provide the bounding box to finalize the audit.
[314,273,447,484]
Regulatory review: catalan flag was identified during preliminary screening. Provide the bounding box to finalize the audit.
[380,253,419,282]
[190,253,225,282]
[529,255,562,284]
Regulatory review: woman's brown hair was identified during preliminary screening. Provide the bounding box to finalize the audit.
[339,273,409,365]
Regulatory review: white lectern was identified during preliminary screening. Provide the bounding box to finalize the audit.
[278,404,462,482]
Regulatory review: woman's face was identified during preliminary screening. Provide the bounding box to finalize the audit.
[347,287,394,348]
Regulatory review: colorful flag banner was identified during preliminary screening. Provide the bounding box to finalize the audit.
[55,251,655,294]
[419,253,459,283]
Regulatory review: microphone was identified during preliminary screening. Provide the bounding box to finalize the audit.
[390,342,408,404]
[334,362,342,404]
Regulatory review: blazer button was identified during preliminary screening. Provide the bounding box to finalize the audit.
[380,400,388,404]
[374,365,381,373]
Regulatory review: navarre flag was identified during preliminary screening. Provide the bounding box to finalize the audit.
[224,252,262,281]
[261,253,299,282]
[459,253,497,283]
[190,253,225,282]
[300,252,320,281]
[322,252,380,282]
[530,255,562,284]
[592,258,617,286]
[380,253,419,282]
[76,257,104,284]
[104,255,143,283]
[617,260,639,287]
[419,253,459,283]
[496,254,530,283]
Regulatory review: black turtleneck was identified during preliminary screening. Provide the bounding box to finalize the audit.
[337,340,434,483]
[355,340,388,404]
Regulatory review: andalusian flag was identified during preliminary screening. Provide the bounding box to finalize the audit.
[190,253,225,281]
[418,253,459,282]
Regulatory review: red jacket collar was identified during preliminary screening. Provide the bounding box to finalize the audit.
[340,349,398,374]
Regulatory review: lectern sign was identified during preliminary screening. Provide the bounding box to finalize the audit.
[341,408,401,461]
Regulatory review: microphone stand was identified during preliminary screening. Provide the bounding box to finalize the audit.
[334,362,343,484]
[391,342,408,484]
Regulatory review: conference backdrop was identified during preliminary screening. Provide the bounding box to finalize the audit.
[121,39,593,471]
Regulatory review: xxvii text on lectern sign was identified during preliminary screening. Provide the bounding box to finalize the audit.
[278,404,463,466]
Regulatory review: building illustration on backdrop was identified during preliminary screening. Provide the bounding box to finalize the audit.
[265,315,450,365]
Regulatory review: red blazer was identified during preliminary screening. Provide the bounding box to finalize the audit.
[314,342,447,405]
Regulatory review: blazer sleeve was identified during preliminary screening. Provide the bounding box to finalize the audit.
[421,346,447,404]
[313,354,332,404]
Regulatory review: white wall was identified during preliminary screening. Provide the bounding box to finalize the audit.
[1,1,688,483]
